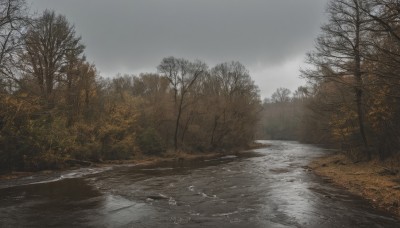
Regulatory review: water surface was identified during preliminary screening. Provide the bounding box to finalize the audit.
[1,141,399,227]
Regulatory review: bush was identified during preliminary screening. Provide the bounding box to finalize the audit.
[102,139,134,160]
[137,128,166,155]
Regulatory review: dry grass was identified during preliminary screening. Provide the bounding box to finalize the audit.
[0,171,35,180]
[310,154,400,217]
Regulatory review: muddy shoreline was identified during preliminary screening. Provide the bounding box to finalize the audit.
[309,154,400,218]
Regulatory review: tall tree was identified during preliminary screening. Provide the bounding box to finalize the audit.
[158,57,207,151]
[22,10,84,105]
[362,0,400,42]
[208,61,261,149]
[303,0,372,159]
[360,0,400,159]
[0,0,28,91]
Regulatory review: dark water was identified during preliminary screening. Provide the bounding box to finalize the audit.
[1,141,399,227]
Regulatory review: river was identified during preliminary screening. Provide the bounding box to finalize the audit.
[0,141,399,227]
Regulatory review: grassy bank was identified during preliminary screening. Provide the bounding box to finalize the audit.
[309,154,400,217]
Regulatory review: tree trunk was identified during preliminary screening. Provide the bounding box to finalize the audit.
[355,88,370,159]
[174,97,184,151]
[354,1,370,160]
[210,116,219,148]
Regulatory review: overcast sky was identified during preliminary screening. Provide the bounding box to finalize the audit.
[28,0,329,98]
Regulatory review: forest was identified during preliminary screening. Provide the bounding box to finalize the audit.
[0,0,261,171]
[258,0,400,163]
[2,0,400,172]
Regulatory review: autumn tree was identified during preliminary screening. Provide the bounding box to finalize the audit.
[357,0,400,159]
[303,0,372,159]
[63,61,98,125]
[296,83,340,146]
[131,73,170,154]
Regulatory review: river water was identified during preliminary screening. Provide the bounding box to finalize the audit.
[0,141,399,227]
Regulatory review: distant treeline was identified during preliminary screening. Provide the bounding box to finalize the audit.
[259,0,400,162]
[257,87,306,141]
[0,0,261,171]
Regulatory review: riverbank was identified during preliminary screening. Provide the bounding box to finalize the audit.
[0,141,269,181]
[309,154,400,218]
[0,153,220,181]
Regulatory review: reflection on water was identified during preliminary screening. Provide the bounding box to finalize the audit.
[0,178,103,227]
[0,141,399,227]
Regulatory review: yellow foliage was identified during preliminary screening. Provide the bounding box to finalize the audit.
[366,85,393,131]
[329,105,357,140]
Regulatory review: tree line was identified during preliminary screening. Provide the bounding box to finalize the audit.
[256,87,307,141]
[260,0,400,162]
[0,0,261,171]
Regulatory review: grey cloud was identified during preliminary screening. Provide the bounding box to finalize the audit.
[29,0,329,96]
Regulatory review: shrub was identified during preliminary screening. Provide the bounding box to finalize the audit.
[137,128,166,155]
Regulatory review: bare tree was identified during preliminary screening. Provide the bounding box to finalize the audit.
[158,57,207,151]
[359,0,400,159]
[22,10,84,105]
[303,0,372,159]
[271,88,291,103]
[208,61,260,149]
[362,0,400,42]
[0,0,28,90]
